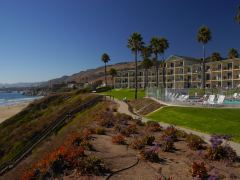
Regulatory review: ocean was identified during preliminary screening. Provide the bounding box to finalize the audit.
[0,92,39,106]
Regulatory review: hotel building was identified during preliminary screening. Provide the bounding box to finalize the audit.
[114,55,240,89]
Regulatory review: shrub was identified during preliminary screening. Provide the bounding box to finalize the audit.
[186,134,205,150]
[140,145,160,162]
[115,113,132,125]
[161,135,174,152]
[163,126,177,141]
[79,156,107,176]
[130,138,145,150]
[134,118,145,126]
[176,130,188,139]
[146,121,162,132]
[112,134,125,145]
[191,161,209,179]
[82,128,92,140]
[120,124,137,136]
[142,135,155,146]
[205,135,237,162]
[95,127,106,135]
[97,111,114,128]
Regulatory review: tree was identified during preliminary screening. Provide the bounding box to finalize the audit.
[159,38,169,88]
[197,26,212,88]
[127,32,144,99]
[211,52,222,61]
[235,6,240,24]
[150,37,160,87]
[228,48,239,59]
[101,53,110,86]
[150,37,169,88]
[141,46,153,88]
[109,68,117,88]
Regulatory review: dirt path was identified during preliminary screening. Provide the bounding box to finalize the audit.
[113,99,240,156]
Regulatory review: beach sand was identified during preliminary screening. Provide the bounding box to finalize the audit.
[0,103,29,124]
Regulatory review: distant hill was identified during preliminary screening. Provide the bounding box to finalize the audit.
[47,61,137,85]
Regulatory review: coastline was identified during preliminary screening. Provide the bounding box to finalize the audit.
[0,102,29,124]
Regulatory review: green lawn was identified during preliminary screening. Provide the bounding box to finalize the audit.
[147,107,240,142]
[100,89,145,100]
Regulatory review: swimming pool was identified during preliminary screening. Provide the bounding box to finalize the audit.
[224,100,240,105]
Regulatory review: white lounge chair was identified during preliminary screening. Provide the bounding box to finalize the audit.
[233,93,238,99]
[216,95,225,105]
[203,95,215,105]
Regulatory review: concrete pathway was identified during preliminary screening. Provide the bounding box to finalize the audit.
[113,99,240,156]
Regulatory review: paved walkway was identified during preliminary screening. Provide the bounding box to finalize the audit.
[114,99,240,156]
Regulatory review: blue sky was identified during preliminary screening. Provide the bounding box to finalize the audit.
[0,0,239,83]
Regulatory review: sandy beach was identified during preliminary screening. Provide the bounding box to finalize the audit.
[0,103,29,124]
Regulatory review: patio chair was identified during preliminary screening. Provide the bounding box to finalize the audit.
[233,93,238,99]
[177,95,184,101]
[216,95,225,105]
[203,95,215,105]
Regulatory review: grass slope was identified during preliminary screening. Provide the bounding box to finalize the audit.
[0,91,98,167]
[100,89,145,100]
[147,107,240,142]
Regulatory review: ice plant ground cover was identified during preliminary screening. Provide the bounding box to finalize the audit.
[147,106,240,142]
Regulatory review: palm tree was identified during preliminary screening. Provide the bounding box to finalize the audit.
[109,68,117,88]
[127,32,144,99]
[150,37,169,88]
[197,26,212,88]
[101,53,110,86]
[141,46,152,88]
[228,48,239,59]
[211,52,222,61]
[159,38,169,88]
[150,37,160,87]
[235,6,240,24]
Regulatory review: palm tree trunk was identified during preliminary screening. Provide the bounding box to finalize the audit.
[146,69,149,88]
[144,69,147,89]
[202,45,205,89]
[104,63,107,86]
[112,76,114,88]
[162,54,166,89]
[135,51,138,99]
[156,53,159,87]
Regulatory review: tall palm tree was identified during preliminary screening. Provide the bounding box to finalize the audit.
[197,26,212,89]
[101,53,110,86]
[150,37,160,87]
[141,46,152,88]
[127,32,144,99]
[109,68,117,88]
[228,48,239,59]
[235,6,240,24]
[211,52,222,61]
[159,38,169,88]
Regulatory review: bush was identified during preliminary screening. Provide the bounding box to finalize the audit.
[79,156,108,176]
[161,135,174,152]
[97,111,114,128]
[146,121,162,132]
[142,135,155,146]
[122,124,137,136]
[186,134,205,151]
[163,126,177,141]
[95,127,106,135]
[115,113,132,125]
[130,138,145,150]
[134,118,145,126]
[112,134,125,145]
[140,146,160,162]
[176,130,188,139]
[191,161,209,179]
[205,135,237,162]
